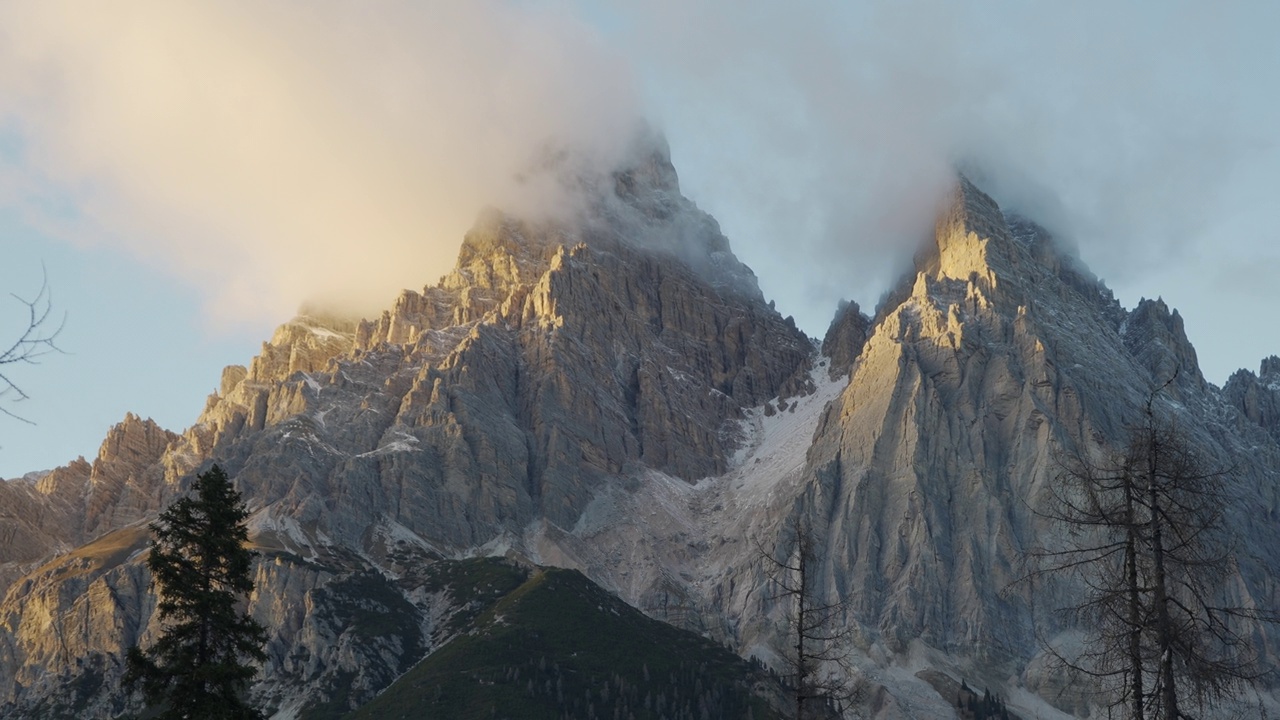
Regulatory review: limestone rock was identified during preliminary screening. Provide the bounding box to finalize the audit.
[82,413,180,540]
[0,134,815,717]
[1122,297,1210,395]
[695,176,1280,715]
[4,161,1280,719]
[0,413,176,597]
[821,299,871,379]
[1224,356,1280,442]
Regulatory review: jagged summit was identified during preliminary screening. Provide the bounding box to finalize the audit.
[1224,354,1280,443]
[744,172,1280,709]
[868,174,1116,336]
[820,299,871,379]
[1123,296,1209,393]
[1265,355,1280,378]
[0,135,818,717]
[495,128,762,298]
[929,173,1015,285]
[3,167,1279,720]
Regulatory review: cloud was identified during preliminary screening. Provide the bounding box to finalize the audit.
[2,0,1278,386]
[607,0,1280,340]
[0,0,642,326]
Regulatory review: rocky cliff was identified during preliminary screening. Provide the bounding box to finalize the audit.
[698,177,1280,715]
[0,414,176,593]
[0,136,815,719]
[1225,356,1280,443]
[1,165,1278,719]
[499,177,1280,718]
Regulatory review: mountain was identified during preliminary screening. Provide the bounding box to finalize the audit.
[2,143,1279,719]
[0,135,814,719]
[344,557,783,720]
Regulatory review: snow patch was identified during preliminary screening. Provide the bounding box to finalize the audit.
[519,361,848,611]
[357,430,420,457]
[268,697,305,720]
[474,531,520,559]
[726,364,846,508]
[247,506,321,559]
[299,324,348,340]
[300,372,322,394]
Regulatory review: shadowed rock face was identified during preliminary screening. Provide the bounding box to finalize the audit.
[1225,356,1280,443]
[821,300,871,380]
[698,177,1280,707]
[0,136,814,718]
[3,168,1280,719]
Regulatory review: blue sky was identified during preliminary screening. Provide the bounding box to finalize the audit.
[2,1,1279,478]
[2,210,267,475]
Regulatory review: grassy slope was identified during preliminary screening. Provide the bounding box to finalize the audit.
[346,558,782,720]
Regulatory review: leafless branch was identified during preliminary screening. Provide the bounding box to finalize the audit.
[1,265,65,424]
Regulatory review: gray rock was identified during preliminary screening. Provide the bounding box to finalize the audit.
[3,164,1279,719]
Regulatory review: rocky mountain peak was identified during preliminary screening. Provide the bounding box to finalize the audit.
[1262,354,1280,380]
[0,411,177,597]
[820,299,871,379]
[95,412,175,466]
[611,130,682,205]
[1122,297,1208,393]
[1224,355,1280,443]
[7,156,1280,720]
[873,175,1034,328]
[928,174,1016,287]
[872,173,1125,338]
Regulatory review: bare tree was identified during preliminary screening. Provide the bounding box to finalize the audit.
[1032,426,1149,718]
[759,517,862,719]
[1032,375,1271,718]
[1,267,64,423]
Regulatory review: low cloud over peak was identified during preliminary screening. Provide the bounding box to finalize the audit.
[617,0,1280,357]
[2,1,1278,383]
[0,0,643,326]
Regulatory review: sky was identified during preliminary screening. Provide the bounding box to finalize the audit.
[2,0,1279,478]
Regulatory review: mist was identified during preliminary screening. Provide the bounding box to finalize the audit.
[609,0,1280,381]
[1,1,1277,383]
[0,1,642,327]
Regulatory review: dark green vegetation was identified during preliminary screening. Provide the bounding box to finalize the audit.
[958,679,1016,720]
[295,570,429,720]
[291,548,538,719]
[345,557,783,720]
[125,465,268,720]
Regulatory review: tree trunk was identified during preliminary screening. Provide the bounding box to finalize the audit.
[1148,434,1178,720]
[796,537,808,720]
[1125,479,1145,720]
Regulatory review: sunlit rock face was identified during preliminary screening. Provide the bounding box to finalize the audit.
[785,180,1148,660]
[182,134,813,549]
[679,176,1280,714]
[0,414,176,594]
[0,136,814,718]
[3,167,1280,719]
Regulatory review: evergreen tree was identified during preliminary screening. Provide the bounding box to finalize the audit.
[125,464,267,720]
